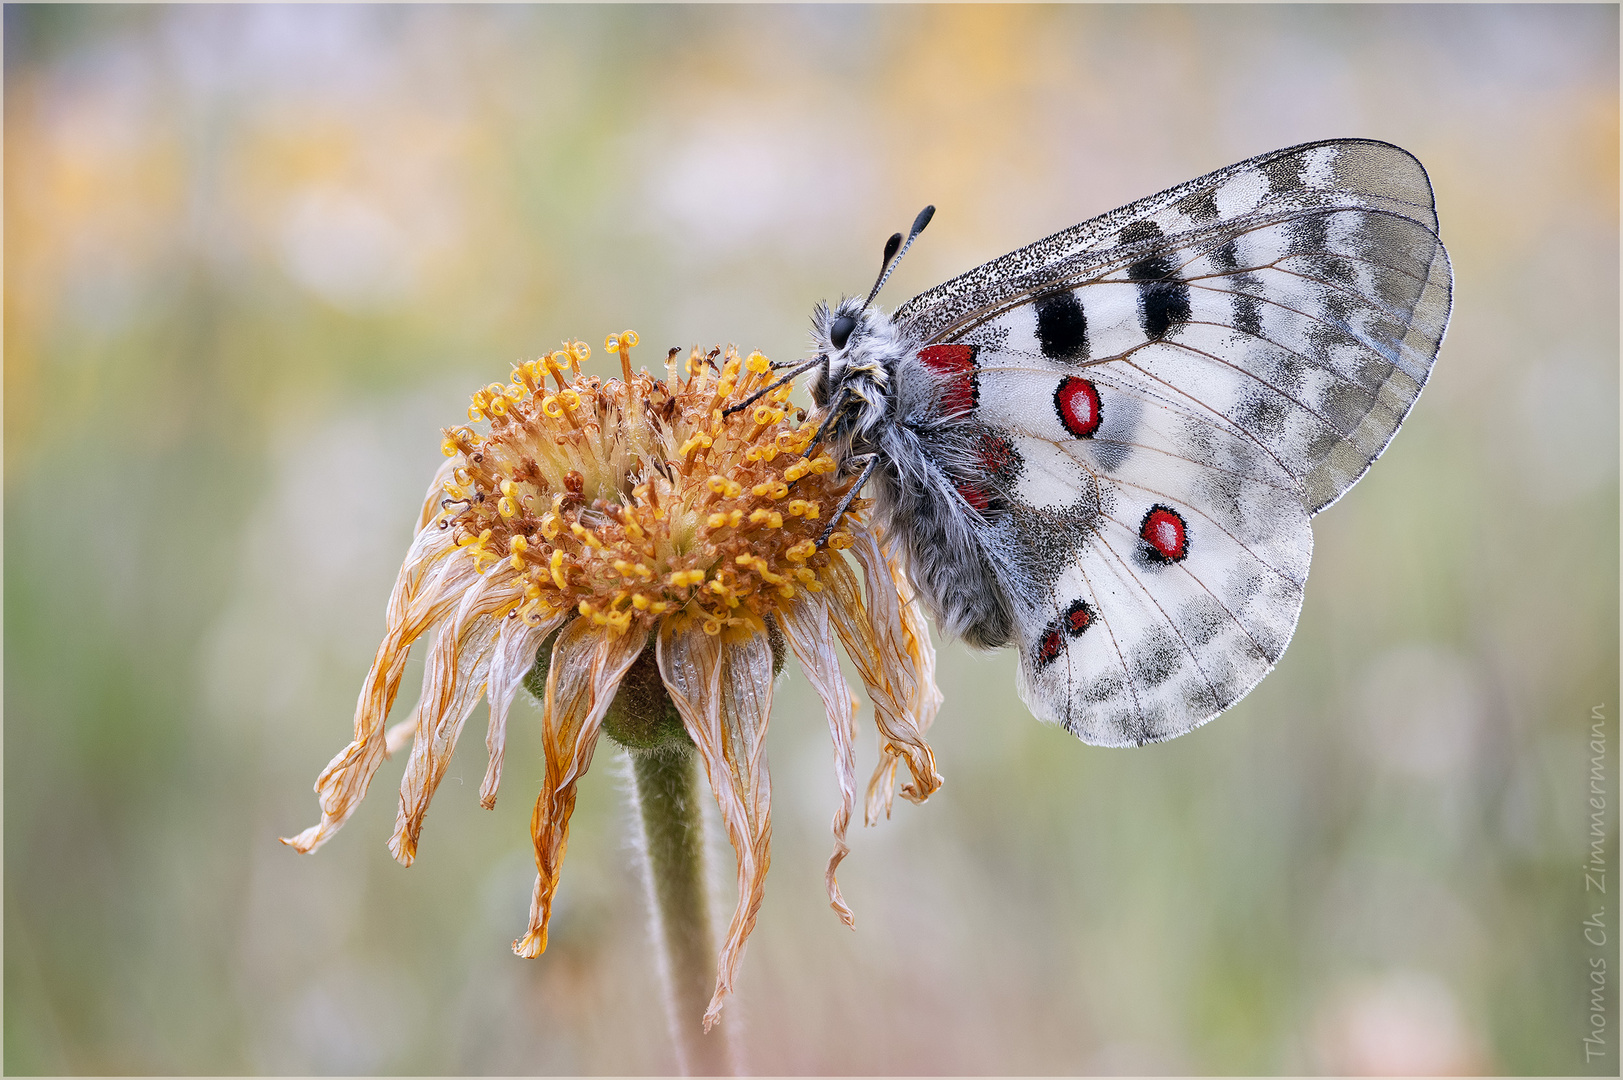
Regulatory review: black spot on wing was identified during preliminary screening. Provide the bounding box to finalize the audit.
[1119,220,1190,339]
[1210,237,1241,272]
[1138,277,1192,339]
[1233,291,1263,337]
[1174,188,1220,223]
[1034,290,1089,362]
[1118,220,1163,246]
[1287,213,1329,258]
[1263,153,1307,194]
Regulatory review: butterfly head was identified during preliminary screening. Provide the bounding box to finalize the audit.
[808,298,902,452]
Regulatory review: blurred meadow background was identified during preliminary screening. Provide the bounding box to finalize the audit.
[5,4,1618,1075]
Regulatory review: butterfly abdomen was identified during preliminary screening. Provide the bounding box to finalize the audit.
[870,423,1017,650]
[862,343,1025,650]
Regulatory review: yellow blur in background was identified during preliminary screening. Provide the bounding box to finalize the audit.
[4,5,1617,1074]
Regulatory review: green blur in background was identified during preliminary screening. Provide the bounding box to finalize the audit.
[5,4,1618,1074]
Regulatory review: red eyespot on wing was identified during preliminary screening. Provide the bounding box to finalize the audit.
[975,430,1015,474]
[919,343,976,375]
[953,432,1014,515]
[1139,504,1189,562]
[1063,598,1095,637]
[1035,626,1064,668]
[1054,376,1102,438]
[918,344,978,415]
[955,481,991,512]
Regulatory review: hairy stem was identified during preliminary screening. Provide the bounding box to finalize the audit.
[630,747,733,1076]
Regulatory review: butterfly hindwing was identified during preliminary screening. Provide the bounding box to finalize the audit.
[967,348,1313,744]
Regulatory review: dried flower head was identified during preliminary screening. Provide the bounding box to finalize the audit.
[284,334,942,1027]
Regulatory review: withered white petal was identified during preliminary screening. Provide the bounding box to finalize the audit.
[656,622,774,1032]
[514,616,649,959]
[780,594,860,926]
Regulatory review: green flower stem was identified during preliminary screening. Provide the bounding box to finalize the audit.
[630,746,732,1076]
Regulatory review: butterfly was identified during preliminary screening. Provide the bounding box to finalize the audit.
[731,139,1452,746]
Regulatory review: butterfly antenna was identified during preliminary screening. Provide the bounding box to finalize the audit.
[720,353,826,416]
[863,205,935,309]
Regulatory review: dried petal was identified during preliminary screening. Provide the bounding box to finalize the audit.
[780,594,859,927]
[514,617,649,958]
[852,529,943,821]
[281,532,477,853]
[479,610,567,809]
[388,570,520,865]
[820,548,943,823]
[656,621,775,1031]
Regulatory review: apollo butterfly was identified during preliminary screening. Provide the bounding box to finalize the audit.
[731,139,1452,746]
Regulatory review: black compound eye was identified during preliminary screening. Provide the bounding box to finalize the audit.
[829,314,857,350]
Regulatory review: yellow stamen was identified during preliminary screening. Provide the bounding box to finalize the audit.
[707,475,743,498]
[570,522,604,549]
[735,553,785,584]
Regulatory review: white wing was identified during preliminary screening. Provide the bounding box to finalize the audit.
[916,149,1451,744]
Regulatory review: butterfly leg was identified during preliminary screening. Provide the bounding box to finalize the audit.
[799,385,852,463]
[817,452,879,547]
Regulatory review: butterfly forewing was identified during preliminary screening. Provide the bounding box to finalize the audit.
[895,138,1443,345]
[897,140,1451,744]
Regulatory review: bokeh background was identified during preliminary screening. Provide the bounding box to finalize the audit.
[5,4,1618,1075]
